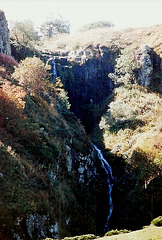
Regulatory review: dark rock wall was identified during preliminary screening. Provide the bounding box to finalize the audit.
[0,9,11,55]
[45,45,119,131]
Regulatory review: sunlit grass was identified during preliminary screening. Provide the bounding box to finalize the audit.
[39,25,162,57]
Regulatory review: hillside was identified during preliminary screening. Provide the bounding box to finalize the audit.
[39,24,162,231]
[0,56,107,239]
[40,25,162,56]
[0,9,162,240]
[0,13,108,238]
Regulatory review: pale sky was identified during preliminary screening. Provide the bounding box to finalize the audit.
[0,0,162,33]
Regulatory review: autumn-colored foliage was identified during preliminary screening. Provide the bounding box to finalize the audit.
[99,47,162,188]
[1,81,26,108]
[0,53,18,67]
[12,56,50,94]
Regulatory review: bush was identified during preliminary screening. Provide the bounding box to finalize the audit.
[0,53,18,67]
[12,56,50,94]
[44,239,54,240]
[151,216,162,226]
[10,19,40,44]
[79,20,114,32]
[63,234,97,240]
[55,77,71,110]
[104,229,119,236]
[104,229,131,236]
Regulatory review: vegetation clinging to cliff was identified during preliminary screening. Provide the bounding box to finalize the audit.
[1,18,162,237]
[100,47,161,186]
[0,55,95,239]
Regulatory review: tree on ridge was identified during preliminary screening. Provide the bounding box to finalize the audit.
[40,15,70,38]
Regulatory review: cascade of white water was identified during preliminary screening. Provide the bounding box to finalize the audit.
[93,144,114,231]
[51,59,57,79]
[47,57,57,79]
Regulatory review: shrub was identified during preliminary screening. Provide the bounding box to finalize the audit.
[0,53,18,67]
[63,234,97,240]
[55,77,71,110]
[104,229,131,236]
[12,56,50,94]
[152,216,162,226]
[1,81,26,109]
[104,229,119,236]
[79,20,114,32]
[0,86,25,128]
[109,47,139,86]
[10,19,40,44]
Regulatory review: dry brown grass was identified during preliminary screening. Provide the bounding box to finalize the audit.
[40,25,162,56]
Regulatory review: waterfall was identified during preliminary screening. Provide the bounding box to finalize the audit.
[93,144,114,231]
[51,59,57,79]
[47,57,57,80]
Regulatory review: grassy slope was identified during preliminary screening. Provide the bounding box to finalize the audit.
[41,25,162,230]
[40,25,162,56]
[98,226,162,240]
[0,58,93,238]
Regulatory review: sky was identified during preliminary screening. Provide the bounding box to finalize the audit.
[0,0,162,33]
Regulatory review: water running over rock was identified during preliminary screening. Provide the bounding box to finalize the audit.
[47,57,57,80]
[93,144,114,231]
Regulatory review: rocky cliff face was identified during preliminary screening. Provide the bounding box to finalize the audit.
[137,44,162,89]
[44,42,162,132]
[43,45,119,131]
[137,45,153,87]
[0,9,11,55]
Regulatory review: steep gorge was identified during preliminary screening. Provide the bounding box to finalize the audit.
[43,44,119,131]
[0,9,162,240]
[0,10,114,240]
[42,27,162,232]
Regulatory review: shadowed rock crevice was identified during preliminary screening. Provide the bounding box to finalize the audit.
[44,45,119,132]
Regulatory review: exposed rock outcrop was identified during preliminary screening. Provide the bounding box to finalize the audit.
[0,9,11,55]
[138,45,153,87]
[135,44,162,93]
